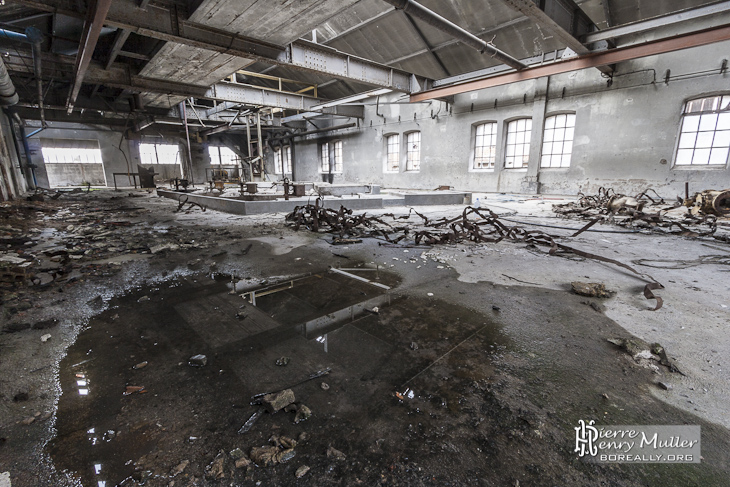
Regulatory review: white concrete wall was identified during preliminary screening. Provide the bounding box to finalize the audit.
[291,40,730,197]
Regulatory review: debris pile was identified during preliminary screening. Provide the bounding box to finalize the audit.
[552,187,730,240]
[286,200,665,309]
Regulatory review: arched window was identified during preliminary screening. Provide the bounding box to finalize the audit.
[274,146,292,174]
[675,95,730,166]
[473,122,497,170]
[320,140,343,173]
[384,134,400,172]
[505,118,531,168]
[405,131,421,171]
[541,113,575,168]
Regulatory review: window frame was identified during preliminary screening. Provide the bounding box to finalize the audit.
[319,140,343,174]
[405,130,421,172]
[504,118,532,169]
[384,133,400,173]
[40,138,103,165]
[273,145,292,175]
[471,121,498,171]
[673,94,730,168]
[540,112,576,169]
[208,145,240,166]
[139,142,182,165]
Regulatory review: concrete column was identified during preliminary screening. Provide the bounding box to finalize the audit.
[522,76,550,194]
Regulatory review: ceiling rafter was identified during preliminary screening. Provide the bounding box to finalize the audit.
[66,0,113,113]
[10,0,431,94]
[500,0,614,75]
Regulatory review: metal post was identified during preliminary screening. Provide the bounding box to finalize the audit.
[180,101,194,185]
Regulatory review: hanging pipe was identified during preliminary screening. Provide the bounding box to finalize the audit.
[0,27,45,124]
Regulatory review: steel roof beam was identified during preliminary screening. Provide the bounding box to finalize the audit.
[66,0,112,113]
[412,24,730,102]
[500,0,613,74]
[12,0,431,93]
[584,0,730,44]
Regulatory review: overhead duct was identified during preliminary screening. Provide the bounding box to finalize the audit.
[381,0,527,70]
[0,27,45,122]
[0,56,19,106]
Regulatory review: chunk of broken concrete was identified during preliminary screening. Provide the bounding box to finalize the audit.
[275,356,290,366]
[294,404,312,424]
[234,455,252,469]
[170,460,189,477]
[295,465,310,478]
[571,282,612,298]
[188,354,207,367]
[326,446,346,461]
[607,337,650,359]
[250,446,279,467]
[657,381,673,391]
[205,451,227,480]
[40,334,52,343]
[262,389,295,413]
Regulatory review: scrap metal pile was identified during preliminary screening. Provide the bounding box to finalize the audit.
[285,198,665,310]
[552,187,730,240]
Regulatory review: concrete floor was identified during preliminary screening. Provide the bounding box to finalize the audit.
[1,190,729,486]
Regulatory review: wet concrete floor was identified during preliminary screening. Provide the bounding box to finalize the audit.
[47,267,730,487]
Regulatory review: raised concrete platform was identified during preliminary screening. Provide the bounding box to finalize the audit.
[157,189,470,215]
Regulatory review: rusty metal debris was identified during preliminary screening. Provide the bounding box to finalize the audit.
[285,199,665,310]
[175,195,207,213]
[553,187,730,240]
[683,189,730,217]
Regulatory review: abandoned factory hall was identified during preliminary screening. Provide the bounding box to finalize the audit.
[2,0,730,486]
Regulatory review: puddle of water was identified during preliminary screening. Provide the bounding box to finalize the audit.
[49,268,507,485]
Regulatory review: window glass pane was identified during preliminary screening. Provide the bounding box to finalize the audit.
[713,130,730,147]
[695,131,714,148]
[699,113,719,132]
[321,143,329,172]
[274,148,282,174]
[721,96,730,111]
[544,117,555,130]
[682,115,701,132]
[717,113,730,130]
[566,114,576,126]
[709,147,729,165]
[693,148,711,164]
[565,127,575,140]
[555,114,566,127]
[561,154,572,167]
[334,141,343,172]
[140,143,179,164]
[675,149,693,165]
[554,128,565,142]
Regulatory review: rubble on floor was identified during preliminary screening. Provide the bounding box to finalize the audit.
[286,201,665,310]
[552,187,730,241]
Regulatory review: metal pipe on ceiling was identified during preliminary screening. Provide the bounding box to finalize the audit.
[0,27,45,120]
[411,23,730,102]
[267,123,357,142]
[380,0,527,70]
[0,58,19,106]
